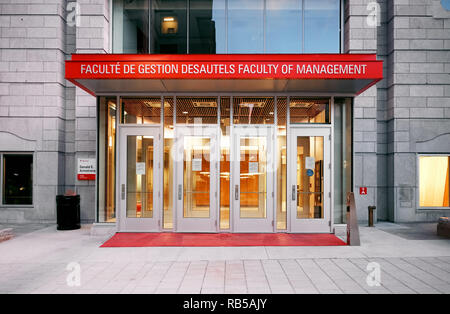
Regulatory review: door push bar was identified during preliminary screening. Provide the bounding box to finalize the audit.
[235,185,239,201]
[292,185,296,201]
[121,184,126,200]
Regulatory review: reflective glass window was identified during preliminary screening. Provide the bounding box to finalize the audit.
[304,0,340,53]
[189,0,226,53]
[227,0,264,53]
[266,0,302,53]
[150,0,187,54]
[113,0,149,53]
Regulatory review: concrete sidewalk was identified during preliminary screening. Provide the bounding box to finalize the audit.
[0,223,449,294]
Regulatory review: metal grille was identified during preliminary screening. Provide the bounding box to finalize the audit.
[277,97,287,126]
[176,97,218,124]
[290,98,330,124]
[233,97,275,125]
[164,97,174,127]
[121,97,162,124]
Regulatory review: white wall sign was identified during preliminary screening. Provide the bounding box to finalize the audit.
[136,162,146,175]
[192,159,202,171]
[77,158,96,180]
[305,157,315,170]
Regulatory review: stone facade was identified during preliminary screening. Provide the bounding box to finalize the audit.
[0,0,449,224]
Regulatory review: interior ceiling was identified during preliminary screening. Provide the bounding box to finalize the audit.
[75,78,375,95]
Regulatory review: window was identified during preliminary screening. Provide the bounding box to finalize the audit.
[227,0,264,53]
[2,154,33,205]
[304,0,341,53]
[266,0,302,53]
[189,0,226,53]
[112,0,342,54]
[334,98,353,223]
[98,97,117,222]
[419,156,450,208]
[121,97,162,124]
[290,98,330,124]
[113,0,149,53]
[150,0,187,54]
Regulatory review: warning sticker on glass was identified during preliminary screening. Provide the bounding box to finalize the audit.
[305,157,315,170]
[249,162,259,174]
[136,162,146,175]
[192,159,202,171]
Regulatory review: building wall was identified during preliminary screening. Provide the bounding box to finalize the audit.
[73,0,111,222]
[0,0,449,223]
[0,0,68,222]
[383,0,450,222]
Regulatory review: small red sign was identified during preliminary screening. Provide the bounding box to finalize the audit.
[77,174,96,181]
[360,187,368,195]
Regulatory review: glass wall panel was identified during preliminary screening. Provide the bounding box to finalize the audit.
[176,97,218,124]
[189,0,226,53]
[296,136,324,219]
[304,0,340,53]
[150,0,187,53]
[228,0,264,53]
[98,97,116,222]
[290,98,330,124]
[163,97,174,228]
[419,156,450,207]
[183,137,211,218]
[113,0,342,54]
[266,0,302,53]
[121,97,161,124]
[126,136,154,218]
[277,97,287,229]
[334,98,352,224]
[2,155,33,205]
[113,0,149,53]
[240,137,267,218]
[233,97,275,125]
[220,97,231,229]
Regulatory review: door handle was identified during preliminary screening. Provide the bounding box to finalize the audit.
[121,184,126,200]
[178,184,182,201]
[235,185,239,201]
[292,185,296,201]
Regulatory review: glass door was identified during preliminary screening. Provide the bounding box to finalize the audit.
[175,127,219,232]
[118,126,162,232]
[288,128,331,233]
[232,127,275,232]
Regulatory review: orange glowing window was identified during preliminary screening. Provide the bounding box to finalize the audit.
[419,156,450,207]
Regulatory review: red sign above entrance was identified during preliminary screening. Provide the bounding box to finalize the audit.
[66,55,382,80]
[65,54,383,96]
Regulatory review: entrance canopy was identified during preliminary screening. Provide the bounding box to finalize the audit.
[65,54,383,96]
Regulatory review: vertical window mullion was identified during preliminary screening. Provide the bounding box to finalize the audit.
[263,0,266,53]
[225,0,228,54]
[148,0,152,53]
[187,0,190,53]
[302,0,305,53]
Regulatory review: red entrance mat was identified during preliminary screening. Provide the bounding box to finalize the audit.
[101,233,347,247]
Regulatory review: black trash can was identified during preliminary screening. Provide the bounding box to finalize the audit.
[56,195,81,231]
